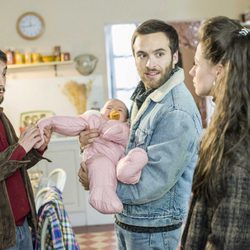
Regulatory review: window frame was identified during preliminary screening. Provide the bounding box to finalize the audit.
[105,23,139,107]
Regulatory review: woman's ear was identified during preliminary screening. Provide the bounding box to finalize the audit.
[212,63,224,87]
[215,63,224,78]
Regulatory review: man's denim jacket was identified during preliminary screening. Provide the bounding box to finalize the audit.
[116,68,202,227]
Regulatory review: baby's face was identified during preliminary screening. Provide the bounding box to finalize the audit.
[101,99,128,122]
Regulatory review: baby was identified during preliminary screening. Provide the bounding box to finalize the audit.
[37,99,148,214]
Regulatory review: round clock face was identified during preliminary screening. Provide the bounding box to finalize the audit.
[16,12,45,40]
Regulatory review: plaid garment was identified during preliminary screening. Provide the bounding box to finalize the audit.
[34,186,80,250]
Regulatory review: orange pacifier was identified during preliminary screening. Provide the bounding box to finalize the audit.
[109,110,120,120]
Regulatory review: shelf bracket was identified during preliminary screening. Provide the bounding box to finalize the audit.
[54,64,58,77]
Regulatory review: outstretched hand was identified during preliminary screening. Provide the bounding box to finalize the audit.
[34,125,53,151]
[18,126,43,153]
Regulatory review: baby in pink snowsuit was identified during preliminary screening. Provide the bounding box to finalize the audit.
[37,99,148,214]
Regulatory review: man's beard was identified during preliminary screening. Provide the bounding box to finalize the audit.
[156,64,173,87]
[142,61,173,89]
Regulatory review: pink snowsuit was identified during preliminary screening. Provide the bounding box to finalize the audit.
[37,110,148,214]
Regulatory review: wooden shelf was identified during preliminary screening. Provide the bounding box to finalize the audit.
[8,60,73,69]
[8,60,74,76]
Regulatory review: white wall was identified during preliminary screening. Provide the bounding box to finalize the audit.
[1,0,249,83]
[4,75,104,133]
[0,0,249,128]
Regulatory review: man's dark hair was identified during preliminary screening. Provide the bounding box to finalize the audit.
[0,50,7,64]
[131,19,179,55]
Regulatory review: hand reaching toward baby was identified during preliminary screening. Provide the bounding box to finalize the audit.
[18,126,43,153]
[34,125,53,151]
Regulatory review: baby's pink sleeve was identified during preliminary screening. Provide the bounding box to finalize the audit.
[102,122,130,147]
[117,147,148,184]
[37,116,89,137]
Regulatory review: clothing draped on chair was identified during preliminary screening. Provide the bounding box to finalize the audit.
[34,186,79,250]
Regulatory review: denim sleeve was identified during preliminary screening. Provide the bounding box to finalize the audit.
[117,109,200,204]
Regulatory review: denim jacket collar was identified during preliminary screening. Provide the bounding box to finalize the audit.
[150,68,184,102]
[130,68,185,126]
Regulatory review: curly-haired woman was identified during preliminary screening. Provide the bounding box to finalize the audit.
[181,16,250,249]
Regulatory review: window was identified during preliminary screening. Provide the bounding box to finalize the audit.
[105,24,139,109]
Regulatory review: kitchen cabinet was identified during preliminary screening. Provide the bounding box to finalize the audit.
[30,136,114,226]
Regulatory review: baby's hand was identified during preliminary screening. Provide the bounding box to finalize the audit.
[36,119,51,140]
[35,117,52,149]
[34,125,53,150]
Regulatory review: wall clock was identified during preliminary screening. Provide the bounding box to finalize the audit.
[16,12,45,40]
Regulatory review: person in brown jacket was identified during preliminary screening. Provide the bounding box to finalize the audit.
[0,50,52,250]
[181,16,250,249]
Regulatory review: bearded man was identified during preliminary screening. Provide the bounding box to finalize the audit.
[79,20,202,250]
